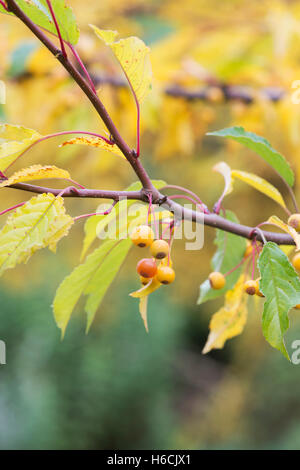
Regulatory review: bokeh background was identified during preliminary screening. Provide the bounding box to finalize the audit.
[1,0,300,450]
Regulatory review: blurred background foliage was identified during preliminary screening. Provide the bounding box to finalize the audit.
[1,0,300,450]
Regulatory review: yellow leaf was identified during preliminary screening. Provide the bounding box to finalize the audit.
[139,296,149,333]
[232,170,287,209]
[0,124,41,171]
[129,278,161,298]
[0,165,70,188]
[203,275,247,353]
[60,136,125,159]
[267,215,300,251]
[0,193,73,275]
[213,161,233,196]
[91,26,152,104]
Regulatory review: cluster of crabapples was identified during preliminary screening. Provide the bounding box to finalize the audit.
[130,225,175,286]
[206,212,300,309]
[207,241,264,297]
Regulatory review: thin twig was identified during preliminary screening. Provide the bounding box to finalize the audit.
[45,0,67,58]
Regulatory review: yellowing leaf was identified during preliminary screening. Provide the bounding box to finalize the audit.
[129,278,162,298]
[60,136,125,159]
[0,124,41,171]
[0,193,73,275]
[213,161,233,196]
[91,26,152,103]
[267,215,300,251]
[139,296,149,333]
[0,165,70,188]
[202,275,247,353]
[232,169,287,209]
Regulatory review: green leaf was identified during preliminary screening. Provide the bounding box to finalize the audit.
[0,193,73,275]
[0,123,41,171]
[53,239,131,336]
[258,242,300,360]
[197,211,246,304]
[85,239,132,332]
[0,0,79,45]
[208,126,294,187]
[81,179,166,259]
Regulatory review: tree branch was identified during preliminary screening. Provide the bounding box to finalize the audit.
[5,0,156,194]
[6,183,295,245]
[92,75,285,104]
[3,1,297,247]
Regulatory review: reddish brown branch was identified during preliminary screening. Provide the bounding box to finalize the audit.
[5,182,295,245]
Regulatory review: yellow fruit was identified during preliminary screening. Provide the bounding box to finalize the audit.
[150,239,169,259]
[130,225,154,247]
[292,253,300,272]
[156,266,175,285]
[294,304,300,310]
[288,214,300,231]
[208,272,226,290]
[244,280,257,296]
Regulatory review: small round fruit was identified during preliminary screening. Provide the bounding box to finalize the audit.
[292,253,300,272]
[244,280,257,296]
[136,258,157,278]
[130,225,154,247]
[288,214,300,231]
[294,304,300,310]
[208,272,226,290]
[244,241,253,258]
[156,265,175,285]
[150,239,169,259]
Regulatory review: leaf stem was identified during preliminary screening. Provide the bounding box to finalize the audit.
[45,0,67,58]
[68,43,97,94]
[0,202,25,217]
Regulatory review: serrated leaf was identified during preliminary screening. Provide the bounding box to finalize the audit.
[232,169,287,209]
[258,242,300,360]
[81,180,166,259]
[203,275,247,353]
[208,127,294,187]
[0,124,41,171]
[60,136,125,159]
[0,193,73,275]
[85,239,132,331]
[0,164,70,187]
[53,239,131,336]
[0,1,79,45]
[267,215,300,251]
[213,161,233,197]
[91,26,152,103]
[197,210,246,304]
